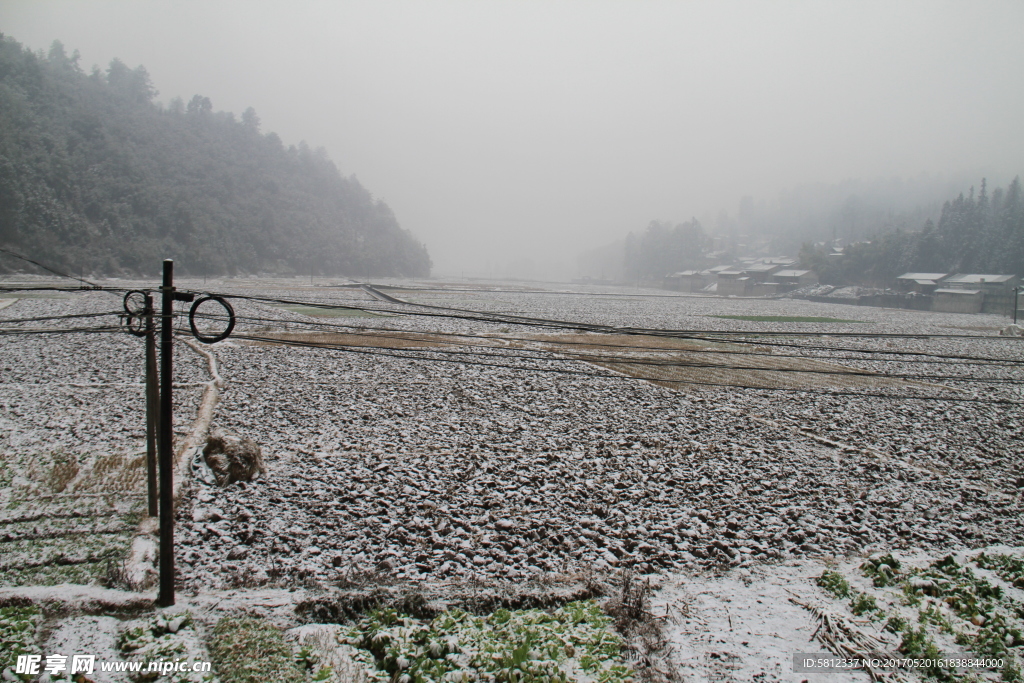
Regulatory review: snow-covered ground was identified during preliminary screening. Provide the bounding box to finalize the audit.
[2,276,1022,680]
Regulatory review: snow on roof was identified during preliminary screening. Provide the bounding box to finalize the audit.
[897,273,949,281]
[773,270,810,278]
[943,273,1016,284]
[934,288,982,295]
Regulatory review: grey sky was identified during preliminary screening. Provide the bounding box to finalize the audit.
[3,1,1023,277]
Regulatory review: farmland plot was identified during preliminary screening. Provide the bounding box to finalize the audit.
[2,278,1023,681]
[1,290,206,587]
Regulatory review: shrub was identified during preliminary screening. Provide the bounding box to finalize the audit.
[816,571,851,599]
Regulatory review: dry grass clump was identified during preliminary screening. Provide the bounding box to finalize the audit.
[102,557,142,592]
[2,448,146,588]
[245,321,926,394]
[298,627,370,683]
[25,450,147,495]
[518,331,914,392]
[526,332,717,353]
[247,330,452,350]
[43,456,79,493]
[73,452,147,493]
[605,572,680,683]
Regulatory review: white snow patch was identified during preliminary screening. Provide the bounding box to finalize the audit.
[655,561,873,682]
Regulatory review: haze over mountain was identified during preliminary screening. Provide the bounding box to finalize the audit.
[0,35,431,278]
[2,1,1023,279]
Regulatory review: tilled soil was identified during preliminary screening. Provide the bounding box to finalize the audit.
[2,279,1022,596]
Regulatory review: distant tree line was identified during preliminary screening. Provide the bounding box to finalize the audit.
[800,178,1023,286]
[623,219,708,279]
[0,35,431,277]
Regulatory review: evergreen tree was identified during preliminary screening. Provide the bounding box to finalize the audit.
[798,178,1022,285]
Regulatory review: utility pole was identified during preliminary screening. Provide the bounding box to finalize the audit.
[1015,286,1019,325]
[157,260,174,606]
[144,294,159,518]
[157,259,193,607]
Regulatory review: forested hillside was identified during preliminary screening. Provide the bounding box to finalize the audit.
[0,35,431,277]
[801,178,1024,286]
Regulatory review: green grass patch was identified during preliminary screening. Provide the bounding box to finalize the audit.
[343,600,633,682]
[976,552,1024,589]
[862,552,903,587]
[899,627,955,681]
[822,553,1024,683]
[711,315,865,323]
[208,617,305,683]
[1,605,41,677]
[1,531,134,587]
[905,555,1004,621]
[850,592,880,617]
[2,560,111,587]
[270,304,382,318]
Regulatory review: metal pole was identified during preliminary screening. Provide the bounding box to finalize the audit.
[1015,287,1019,325]
[157,259,175,606]
[144,294,159,518]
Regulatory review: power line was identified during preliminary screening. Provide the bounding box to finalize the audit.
[0,248,101,288]
[194,295,1024,367]
[0,311,123,324]
[0,286,128,293]
[0,325,123,336]
[207,308,1024,369]
[209,288,1024,344]
[230,323,1021,386]
[231,333,1023,405]
[4,280,1020,395]
[4,278,1015,370]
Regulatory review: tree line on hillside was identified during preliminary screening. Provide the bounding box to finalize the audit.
[0,35,431,277]
[622,219,708,280]
[720,176,969,256]
[800,178,1023,286]
[582,177,1022,287]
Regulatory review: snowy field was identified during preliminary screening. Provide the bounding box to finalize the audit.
[2,276,1023,680]
[175,278,1024,590]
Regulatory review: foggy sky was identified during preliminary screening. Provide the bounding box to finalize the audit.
[3,1,1023,278]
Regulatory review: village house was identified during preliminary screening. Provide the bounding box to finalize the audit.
[895,272,950,295]
[939,273,1019,314]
